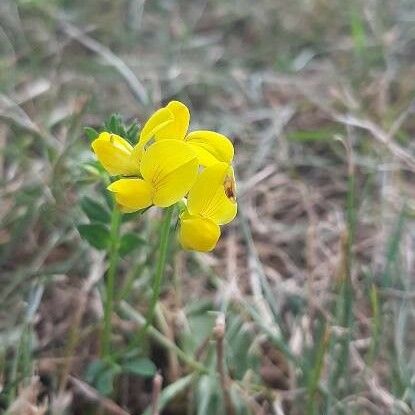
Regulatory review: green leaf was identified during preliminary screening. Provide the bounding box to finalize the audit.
[82,162,102,177]
[119,233,146,256]
[230,384,250,415]
[84,127,99,141]
[105,113,125,137]
[85,359,120,396]
[226,316,256,379]
[181,302,215,355]
[78,223,110,250]
[126,121,140,144]
[142,375,193,415]
[81,197,111,224]
[85,359,106,384]
[122,357,156,377]
[196,375,222,415]
[96,368,116,396]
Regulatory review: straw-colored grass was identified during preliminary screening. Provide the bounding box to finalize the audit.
[1,0,415,413]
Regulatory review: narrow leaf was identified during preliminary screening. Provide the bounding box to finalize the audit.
[126,121,140,144]
[142,375,193,415]
[84,127,99,141]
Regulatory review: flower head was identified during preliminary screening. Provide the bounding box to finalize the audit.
[89,102,237,252]
[140,101,234,167]
[91,132,141,176]
[179,162,237,252]
[107,140,198,212]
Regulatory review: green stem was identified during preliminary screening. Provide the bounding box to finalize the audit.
[128,205,174,350]
[146,206,175,329]
[102,205,122,357]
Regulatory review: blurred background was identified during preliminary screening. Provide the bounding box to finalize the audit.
[1,0,415,414]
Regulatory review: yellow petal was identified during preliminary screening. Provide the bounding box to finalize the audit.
[91,132,140,176]
[140,140,198,207]
[179,214,221,252]
[185,130,234,166]
[154,101,190,141]
[139,107,174,147]
[107,179,153,212]
[187,162,237,225]
[130,143,145,164]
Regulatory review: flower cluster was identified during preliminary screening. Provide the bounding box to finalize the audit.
[91,101,237,252]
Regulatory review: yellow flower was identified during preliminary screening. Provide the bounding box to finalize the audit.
[179,162,237,252]
[91,132,141,176]
[140,101,234,167]
[107,140,198,212]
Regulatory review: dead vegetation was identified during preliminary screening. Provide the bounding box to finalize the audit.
[1,0,415,413]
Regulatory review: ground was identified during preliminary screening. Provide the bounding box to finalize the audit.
[1,0,415,414]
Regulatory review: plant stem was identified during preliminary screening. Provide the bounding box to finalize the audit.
[145,205,175,331]
[102,205,122,357]
[128,205,174,351]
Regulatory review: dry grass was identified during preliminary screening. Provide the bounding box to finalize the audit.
[1,0,415,414]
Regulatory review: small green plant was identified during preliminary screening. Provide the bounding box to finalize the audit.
[79,101,241,407]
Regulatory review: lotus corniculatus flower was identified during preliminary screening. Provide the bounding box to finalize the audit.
[107,140,198,212]
[91,132,141,176]
[139,101,234,167]
[90,101,237,251]
[179,162,237,252]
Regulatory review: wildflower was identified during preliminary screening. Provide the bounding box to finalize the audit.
[108,140,198,212]
[89,103,238,251]
[140,101,234,167]
[179,162,237,252]
[91,132,141,176]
